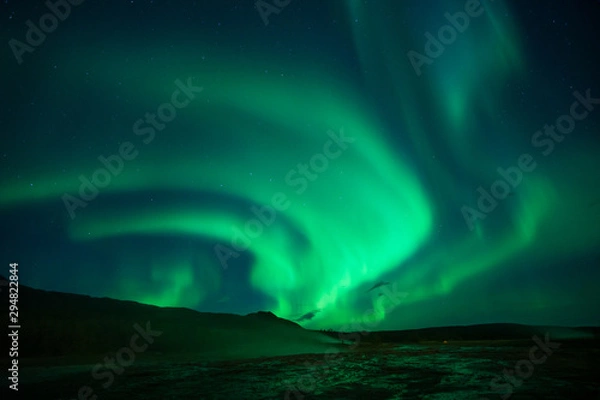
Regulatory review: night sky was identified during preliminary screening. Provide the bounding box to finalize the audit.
[1,0,599,331]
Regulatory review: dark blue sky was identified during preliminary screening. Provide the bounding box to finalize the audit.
[1,0,599,330]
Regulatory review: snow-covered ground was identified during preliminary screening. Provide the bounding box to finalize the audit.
[21,342,600,399]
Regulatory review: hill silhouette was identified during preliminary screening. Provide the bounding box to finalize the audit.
[1,276,336,361]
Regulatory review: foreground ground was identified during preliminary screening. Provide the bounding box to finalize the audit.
[19,340,600,399]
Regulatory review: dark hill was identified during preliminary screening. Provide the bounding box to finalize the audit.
[318,322,599,344]
[0,276,335,361]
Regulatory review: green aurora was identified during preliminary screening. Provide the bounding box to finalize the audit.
[1,0,599,330]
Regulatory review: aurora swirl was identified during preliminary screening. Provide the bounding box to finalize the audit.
[1,0,598,330]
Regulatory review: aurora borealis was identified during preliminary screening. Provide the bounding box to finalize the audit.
[1,0,599,331]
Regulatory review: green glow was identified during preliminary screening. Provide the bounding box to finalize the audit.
[2,0,598,330]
